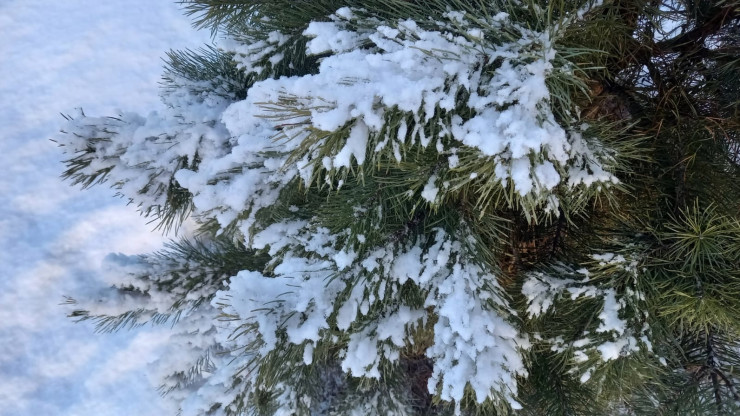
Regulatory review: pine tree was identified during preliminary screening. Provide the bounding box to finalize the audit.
[56,0,740,414]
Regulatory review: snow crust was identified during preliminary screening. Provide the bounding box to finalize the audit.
[1,1,209,415]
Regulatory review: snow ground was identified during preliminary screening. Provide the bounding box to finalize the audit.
[0,1,209,414]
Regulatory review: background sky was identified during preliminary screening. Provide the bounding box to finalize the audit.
[0,1,210,414]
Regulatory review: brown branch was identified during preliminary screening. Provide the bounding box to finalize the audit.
[706,330,724,413]
[620,5,740,78]
[655,6,738,53]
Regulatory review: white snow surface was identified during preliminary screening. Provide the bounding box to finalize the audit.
[0,1,209,415]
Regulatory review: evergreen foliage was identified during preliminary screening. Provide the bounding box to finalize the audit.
[56,0,740,414]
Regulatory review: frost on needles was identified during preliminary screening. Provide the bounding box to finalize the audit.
[56,0,740,415]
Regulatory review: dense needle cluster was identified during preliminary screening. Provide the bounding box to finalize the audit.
[57,1,740,415]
